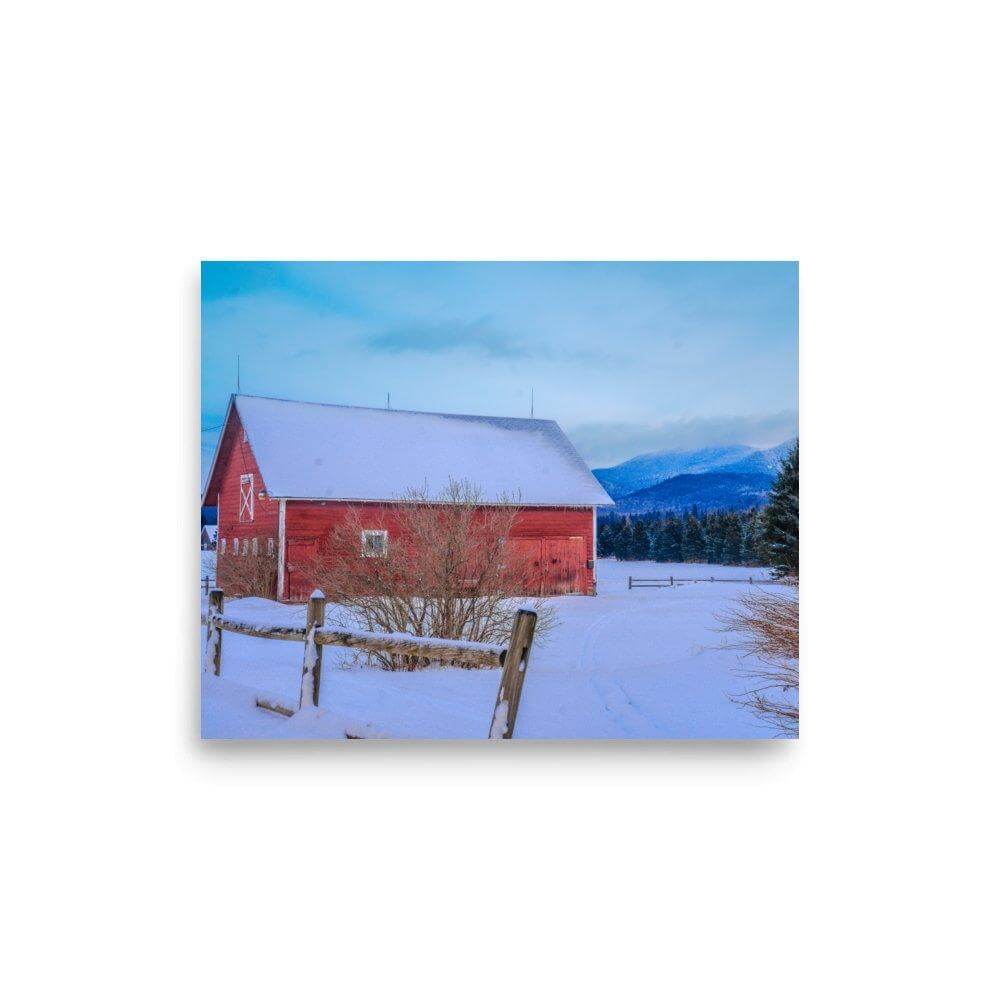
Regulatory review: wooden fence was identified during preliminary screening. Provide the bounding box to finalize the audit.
[628,574,774,588]
[202,588,536,739]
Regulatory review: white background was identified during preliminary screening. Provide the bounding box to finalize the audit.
[3,2,998,997]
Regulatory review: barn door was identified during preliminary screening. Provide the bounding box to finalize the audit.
[541,536,587,594]
[507,538,544,595]
[285,537,319,602]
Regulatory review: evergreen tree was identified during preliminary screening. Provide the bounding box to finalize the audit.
[630,519,650,560]
[597,522,616,558]
[664,516,684,561]
[612,517,634,561]
[650,517,680,561]
[722,513,743,564]
[704,513,725,563]
[762,440,799,577]
[681,513,706,562]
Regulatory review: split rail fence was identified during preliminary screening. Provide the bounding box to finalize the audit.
[628,574,774,588]
[202,588,536,739]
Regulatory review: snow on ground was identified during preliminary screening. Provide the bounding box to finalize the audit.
[200,559,793,740]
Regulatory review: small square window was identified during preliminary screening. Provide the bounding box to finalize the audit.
[361,529,388,557]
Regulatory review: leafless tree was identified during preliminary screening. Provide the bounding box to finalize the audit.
[719,582,799,736]
[308,479,555,670]
[216,546,278,599]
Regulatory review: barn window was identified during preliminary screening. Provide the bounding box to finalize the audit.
[220,538,227,555]
[267,537,275,556]
[361,529,388,557]
[251,537,258,556]
[241,538,249,556]
[239,474,254,522]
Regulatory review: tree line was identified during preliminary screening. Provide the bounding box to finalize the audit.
[597,440,799,576]
[598,507,768,565]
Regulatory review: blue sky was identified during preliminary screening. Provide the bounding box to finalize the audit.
[202,262,797,481]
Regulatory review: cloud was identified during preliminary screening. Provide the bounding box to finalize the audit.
[567,411,799,468]
[366,318,529,358]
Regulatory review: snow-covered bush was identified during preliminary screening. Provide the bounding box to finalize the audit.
[308,479,554,670]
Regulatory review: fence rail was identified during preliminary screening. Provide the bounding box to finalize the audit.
[201,588,535,739]
[628,574,775,588]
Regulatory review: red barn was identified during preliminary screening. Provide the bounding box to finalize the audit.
[202,395,613,600]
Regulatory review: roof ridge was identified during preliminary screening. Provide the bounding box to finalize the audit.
[233,393,558,426]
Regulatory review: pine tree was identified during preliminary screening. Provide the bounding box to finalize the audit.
[664,516,684,561]
[613,517,634,561]
[597,521,616,558]
[704,513,725,563]
[630,519,650,560]
[762,440,799,577]
[682,513,706,562]
[723,513,743,564]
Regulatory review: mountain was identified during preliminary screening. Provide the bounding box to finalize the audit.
[592,445,755,500]
[611,471,776,515]
[592,439,795,500]
[711,439,795,476]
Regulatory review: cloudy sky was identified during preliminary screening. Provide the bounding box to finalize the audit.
[202,261,797,481]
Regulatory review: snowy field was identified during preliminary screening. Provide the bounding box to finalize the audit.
[201,559,792,740]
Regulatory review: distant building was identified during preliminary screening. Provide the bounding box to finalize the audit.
[202,395,613,600]
[200,524,218,550]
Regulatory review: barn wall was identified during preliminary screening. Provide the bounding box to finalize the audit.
[212,411,280,585]
[282,501,596,601]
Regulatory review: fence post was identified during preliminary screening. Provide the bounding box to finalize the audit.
[298,590,326,710]
[489,608,537,739]
[628,575,632,590]
[203,588,224,676]
[670,575,673,587]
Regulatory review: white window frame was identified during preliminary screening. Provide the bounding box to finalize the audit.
[220,538,227,555]
[361,529,388,558]
[239,473,254,522]
[241,538,249,557]
[251,537,258,556]
[267,537,275,556]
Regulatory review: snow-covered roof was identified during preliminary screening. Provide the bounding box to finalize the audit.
[214,395,612,507]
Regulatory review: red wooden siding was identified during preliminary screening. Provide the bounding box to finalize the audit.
[207,407,597,601]
[283,501,595,601]
[210,410,280,580]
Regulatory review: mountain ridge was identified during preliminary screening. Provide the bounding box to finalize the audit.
[592,438,794,500]
[610,471,776,515]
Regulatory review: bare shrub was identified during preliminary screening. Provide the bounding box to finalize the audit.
[217,546,278,599]
[719,582,799,736]
[308,479,555,670]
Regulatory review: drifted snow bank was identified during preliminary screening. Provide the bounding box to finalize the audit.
[201,673,389,740]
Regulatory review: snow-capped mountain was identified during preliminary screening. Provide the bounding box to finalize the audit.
[592,445,756,499]
[593,439,794,500]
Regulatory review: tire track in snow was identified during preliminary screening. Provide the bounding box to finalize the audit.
[574,606,664,736]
